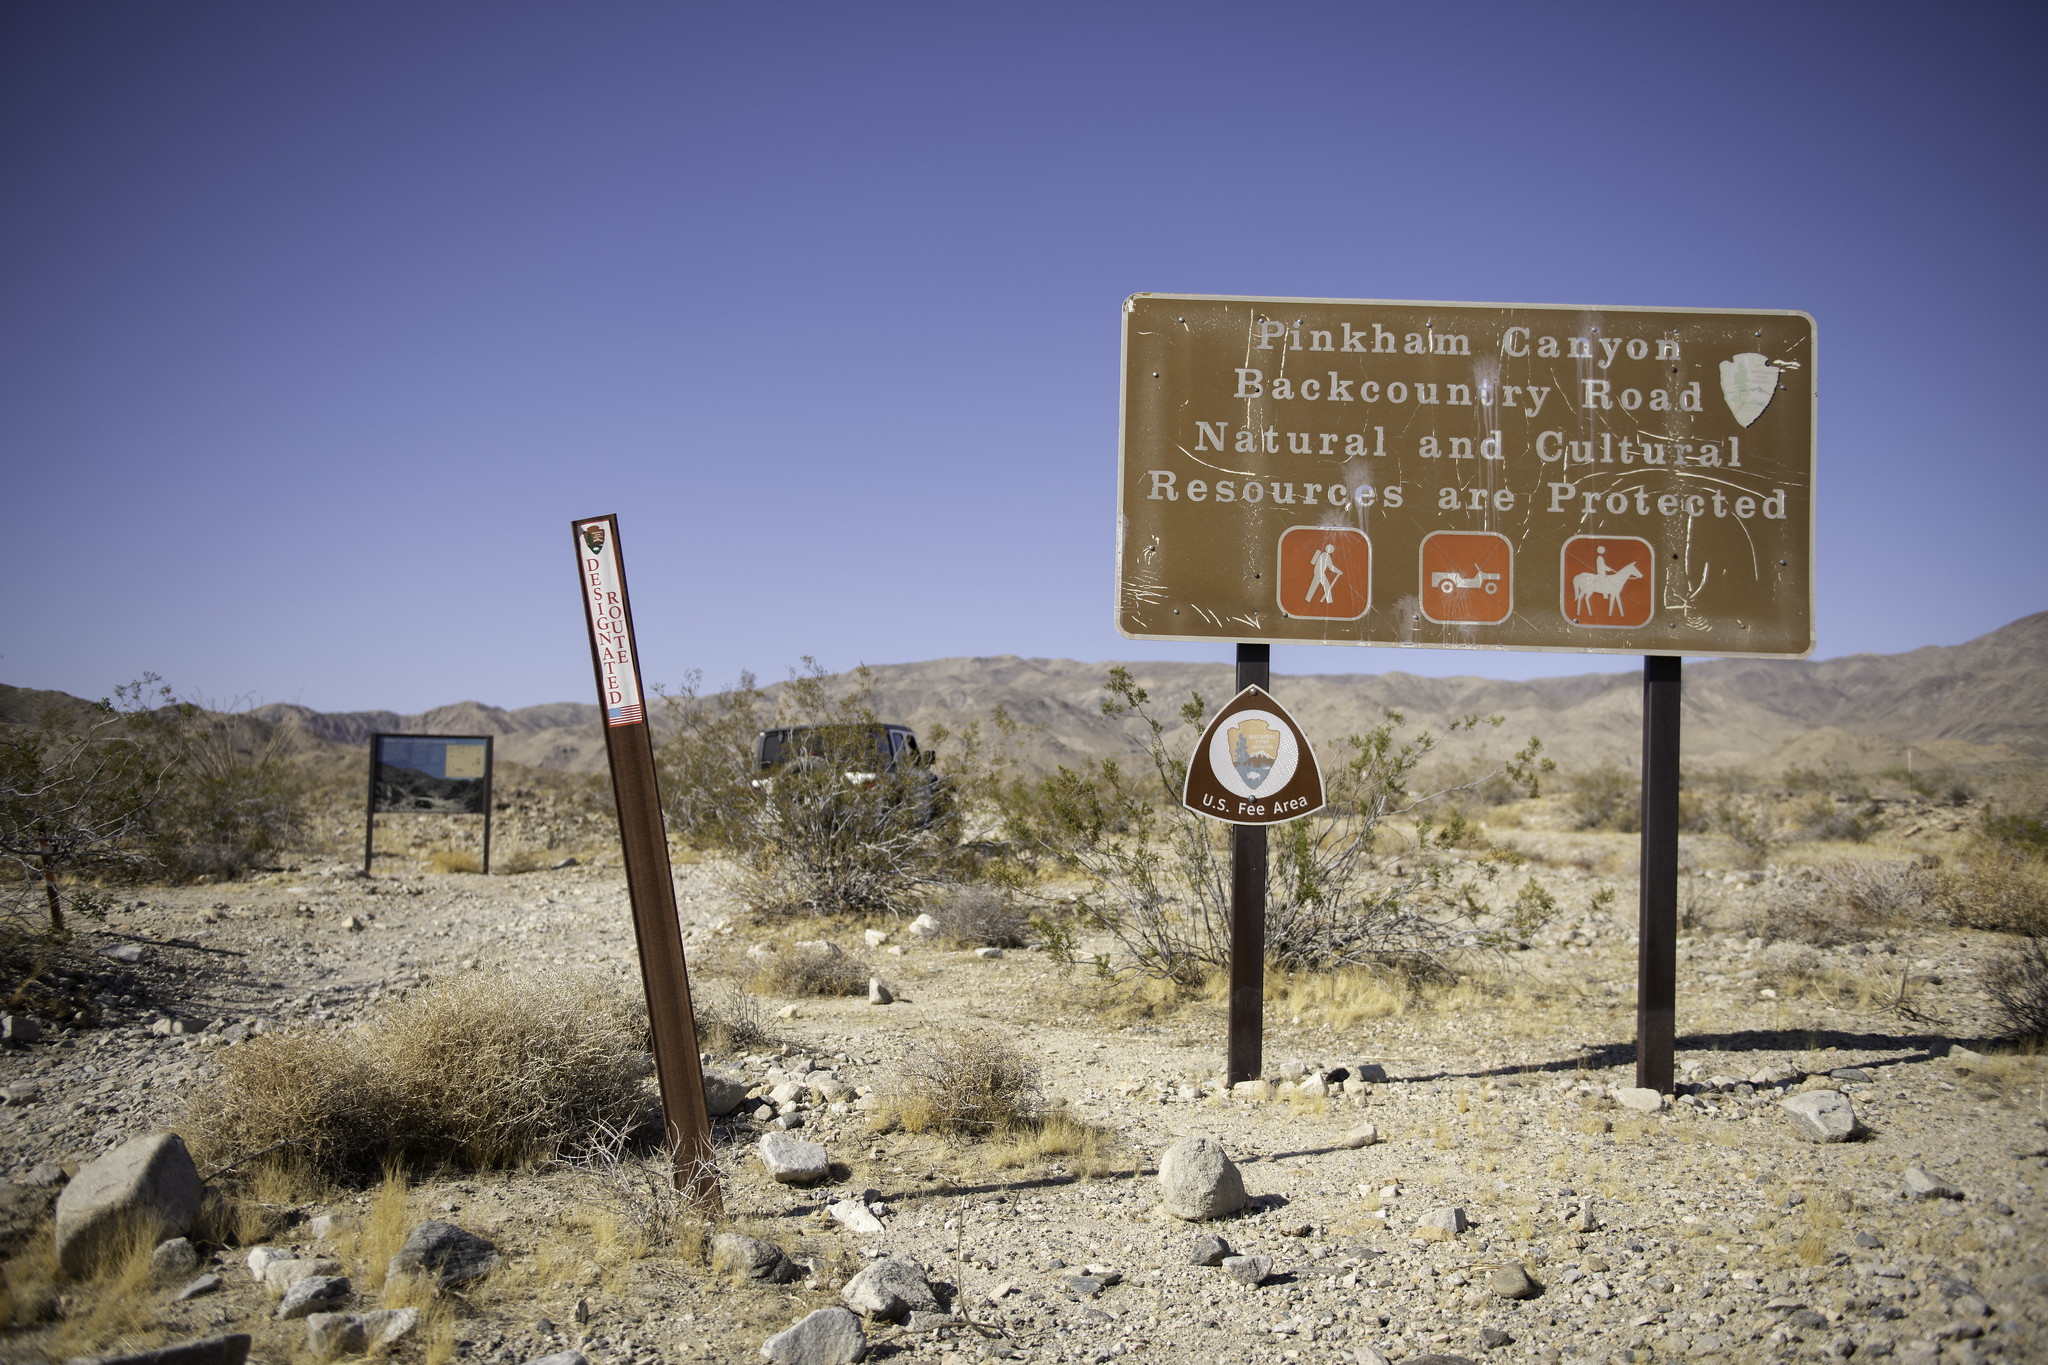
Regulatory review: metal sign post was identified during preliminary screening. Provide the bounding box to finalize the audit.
[1118,292,1817,1096]
[571,514,721,1210]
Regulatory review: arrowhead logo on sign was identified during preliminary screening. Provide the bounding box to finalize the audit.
[1181,686,1324,825]
[1719,352,1781,428]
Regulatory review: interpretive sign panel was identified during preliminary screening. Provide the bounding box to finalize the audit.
[369,735,492,814]
[1116,294,1815,657]
[1181,686,1324,826]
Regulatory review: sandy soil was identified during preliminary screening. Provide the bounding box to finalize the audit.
[2,825,2044,1365]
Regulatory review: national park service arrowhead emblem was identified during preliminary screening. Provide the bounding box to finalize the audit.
[1181,685,1324,826]
[1719,352,1781,428]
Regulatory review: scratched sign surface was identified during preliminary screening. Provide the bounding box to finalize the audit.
[1116,294,1815,657]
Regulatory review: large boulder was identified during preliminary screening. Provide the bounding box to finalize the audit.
[304,1308,419,1355]
[386,1221,500,1288]
[759,1132,829,1185]
[760,1306,866,1364]
[276,1275,350,1319]
[63,1333,251,1365]
[1157,1136,1247,1221]
[1781,1090,1857,1143]
[839,1256,939,1319]
[55,1132,202,1276]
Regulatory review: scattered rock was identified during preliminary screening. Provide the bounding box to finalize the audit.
[1477,1326,1514,1349]
[1488,1262,1540,1299]
[275,1275,350,1318]
[715,1232,805,1283]
[97,943,145,964]
[3,1015,45,1046]
[1060,1275,1105,1297]
[1221,1254,1273,1286]
[1903,1166,1962,1200]
[1830,1067,1873,1083]
[54,1131,203,1275]
[973,946,1003,960]
[386,1220,500,1288]
[760,1306,867,1364]
[308,1213,346,1240]
[863,930,889,949]
[906,914,941,938]
[703,1069,752,1116]
[3,1080,44,1104]
[1341,1123,1379,1149]
[1613,1087,1665,1113]
[527,1354,590,1365]
[867,978,893,1005]
[64,1332,251,1365]
[829,1199,884,1234]
[266,1257,343,1290]
[22,1162,66,1188]
[305,1307,420,1354]
[840,1256,939,1319]
[1157,1136,1247,1221]
[1188,1234,1233,1267]
[1854,1230,1882,1247]
[246,1246,293,1281]
[1417,1206,1469,1240]
[151,1236,199,1279]
[794,939,843,958]
[1781,1089,1858,1143]
[760,1132,829,1185]
[174,1274,222,1302]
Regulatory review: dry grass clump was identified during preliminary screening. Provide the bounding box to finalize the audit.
[182,969,651,1176]
[751,944,872,997]
[693,977,779,1054]
[926,884,1029,947]
[985,1110,1119,1175]
[1745,861,1931,945]
[429,849,483,874]
[1932,846,2048,935]
[890,1031,1042,1135]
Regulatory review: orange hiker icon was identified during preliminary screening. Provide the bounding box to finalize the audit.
[1277,527,1370,620]
[1561,535,1655,627]
[1419,531,1512,624]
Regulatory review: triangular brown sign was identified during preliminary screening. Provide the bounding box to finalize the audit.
[1180,685,1324,826]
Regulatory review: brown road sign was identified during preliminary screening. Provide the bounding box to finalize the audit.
[1117,293,1815,657]
[1182,685,1324,826]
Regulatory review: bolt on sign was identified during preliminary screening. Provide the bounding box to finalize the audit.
[1116,294,1815,657]
[1182,686,1325,826]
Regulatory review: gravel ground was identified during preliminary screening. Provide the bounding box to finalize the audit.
[3,841,2045,1365]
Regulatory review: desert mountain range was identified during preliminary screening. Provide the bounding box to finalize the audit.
[6,612,2043,779]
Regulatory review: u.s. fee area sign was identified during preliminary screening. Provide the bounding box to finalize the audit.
[1115,293,1815,658]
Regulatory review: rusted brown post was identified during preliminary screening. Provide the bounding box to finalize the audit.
[1635,654,1682,1095]
[572,514,721,1211]
[1227,643,1269,1086]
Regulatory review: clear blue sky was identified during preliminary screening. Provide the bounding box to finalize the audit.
[3,4,2042,714]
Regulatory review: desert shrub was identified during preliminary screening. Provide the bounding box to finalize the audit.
[1743,861,1929,945]
[1982,938,2048,1042]
[1568,761,1640,832]
[1931,849,2048,935]
[749,942,872,997]
[1982,804,2048,859]
[891,1032,1042,1135]
[182,969,649,1176]
[692,978,778,1055]
[1796,792,1875,844]
[927,884,1029,947]
[654,670,768,850]
[144,695,308,880]
[1714,796,1781,868]
[1016,667,1552,985]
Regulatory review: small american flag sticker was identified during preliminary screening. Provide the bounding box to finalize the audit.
[608,703,643,727]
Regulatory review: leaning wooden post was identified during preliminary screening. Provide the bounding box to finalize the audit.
[571,514,721,1210]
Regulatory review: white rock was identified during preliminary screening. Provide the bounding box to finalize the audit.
[150,1236,199,1279]
[906,914,941,938]
[1341,1124,1379,1149]
[794,939,843,958]
[868,978,893,1005]
[1157,1136,1247,1221]
[828,1199,885,1234]
[973,946,1003,959]
[840,1256,939,1318]
[1781,1089,1857,1143]
[248,1246,295,1281]
[1903,1165,1961,1200]
[1614,1087,1665,1112]
[702,1069,752,1116]
[267,1257,343,1290]
[1417,1206,1468,1240]
[306,1306,420,1354]
[760,1305,866,1364]
[863,930,889,949]
[759,1132,829,1185]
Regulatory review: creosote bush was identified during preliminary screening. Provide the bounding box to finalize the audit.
[927,884,1029,947]
[182,969,650,1176]
[1983,937,2048,1043]
[750,943,873,998]
[891,1031,1042,1135]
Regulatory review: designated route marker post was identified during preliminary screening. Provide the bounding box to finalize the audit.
[571,514,721,1210]
[1118,293,1816,1092]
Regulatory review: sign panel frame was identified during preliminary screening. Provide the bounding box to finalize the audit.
[1115,292,1816,659]
[363,733,494,875]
